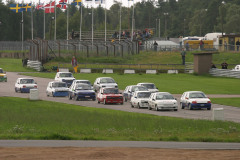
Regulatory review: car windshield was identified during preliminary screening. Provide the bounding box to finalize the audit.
[20,79,35,84]
[100,78,115,83]
[132,86,148,92]
[76,81,91,85]
[156,94,174,100]
[103,88,119,94]
[0,69,3,73]
[52,82,67,88]
[137,92,151,98]
[75,84,92,90]
[59,73,73,78]
[141,84,156,89]
[189,92,206,98]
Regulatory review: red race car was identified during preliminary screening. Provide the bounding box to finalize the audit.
[97,88,124,105]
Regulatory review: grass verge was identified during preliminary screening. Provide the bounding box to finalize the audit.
[212,98,240,108]
[1,97,240,142]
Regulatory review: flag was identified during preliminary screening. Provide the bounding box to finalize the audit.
[10,4,23,13]
[36,3,44,10]
[71,0,81,6]
[22,3,32,12]
[44,1,55,13]
[95,0,105,4]
[57,0,67,9]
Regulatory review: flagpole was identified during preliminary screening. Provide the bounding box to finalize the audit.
[119,0,122,43]
[67,0,69,50]
[104,0,106,43]
[131,0,134,41]
[22,9,24,51]
[31,2,33,40]
[44,8,45,40]
[79,3,82,50]
[92,4,93,47]
[54,0,56,41]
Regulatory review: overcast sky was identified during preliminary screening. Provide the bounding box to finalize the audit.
[3,0,146,9]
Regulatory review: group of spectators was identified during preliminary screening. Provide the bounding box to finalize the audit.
[111,29,153,41]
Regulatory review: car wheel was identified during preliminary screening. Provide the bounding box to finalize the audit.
[155,105,158,111]
[148,105,151,110]
[120,102,123,105]
[180,103,184,109]
[174,109,178,111]
[52,92,55,97]
[74,96,78,101]
[207,107,211,110]
[189,103,193,110]
[131,102,134,108]
[68,94,72,100]
[15,88,17,93]
[92,98,96,101]
[103,99,106,105]
[97,99,100,103]
[138,103,141,109]
[20,88,23,93]
[124,97,127,102]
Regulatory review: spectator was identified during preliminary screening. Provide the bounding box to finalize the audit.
[236,39,240,51]
[71,29,74,39]
[153,41,158,51]
[211,63,217,69]
[221,61,228,69]
[71,56,78,73]
[224,40,227,51]
[185,42,190,51]
[181,48,186,65]
[199,40,204,50]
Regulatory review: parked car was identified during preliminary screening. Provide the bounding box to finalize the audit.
[46,81,69,97]
[123,85,148,102]
[68,83,95,101]
[54,72,75,87]
[93,77,118,92]
[97,88,123,105]
[148,92,178,111]
[137,83,159,93]
[180,91,211,110]
[15,78,37,93]
[130,91,151,108]
[0,68,7,82]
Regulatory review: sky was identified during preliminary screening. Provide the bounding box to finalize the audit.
[3,0,145,9]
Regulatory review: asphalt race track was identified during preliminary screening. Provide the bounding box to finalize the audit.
[1,72,240,123]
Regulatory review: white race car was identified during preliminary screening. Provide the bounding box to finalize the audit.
[54,72,75,87]
[15,78,37,93]
[93,77,118,92]
[180,91,211,110]
[148,92,178,111]
[46,81,69,97]
[137,83,159,93]
[130,91,151,108]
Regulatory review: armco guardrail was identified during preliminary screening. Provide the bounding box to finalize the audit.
[209,68,240,79]
[27,60,42,71]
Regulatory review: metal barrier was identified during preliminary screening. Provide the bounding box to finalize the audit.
[27,60,42,71]
[209,68,240,79]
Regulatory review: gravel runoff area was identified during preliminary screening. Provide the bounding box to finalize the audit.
[1,72,240,159]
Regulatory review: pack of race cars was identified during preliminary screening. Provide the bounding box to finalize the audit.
[14,71,212,111]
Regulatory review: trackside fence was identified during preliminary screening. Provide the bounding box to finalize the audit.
[209,68,240,79]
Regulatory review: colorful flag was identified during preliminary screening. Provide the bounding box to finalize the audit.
[71,0,81,6]
[44,1,55,13]
[95,0,105,4]
[36,3,44,10]
[10,4,23,13]
[57,0,67,9]
[22,3,32,12]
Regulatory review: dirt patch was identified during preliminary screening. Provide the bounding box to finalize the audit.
[0,147,240,160]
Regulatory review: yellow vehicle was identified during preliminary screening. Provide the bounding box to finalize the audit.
[0,68,7,82]
[184,40,214,50]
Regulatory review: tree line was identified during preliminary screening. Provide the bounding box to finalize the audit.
[0,0,240,41]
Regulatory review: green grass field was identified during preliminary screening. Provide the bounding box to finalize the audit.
[1,97,240,142]
[211,98,240,108]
